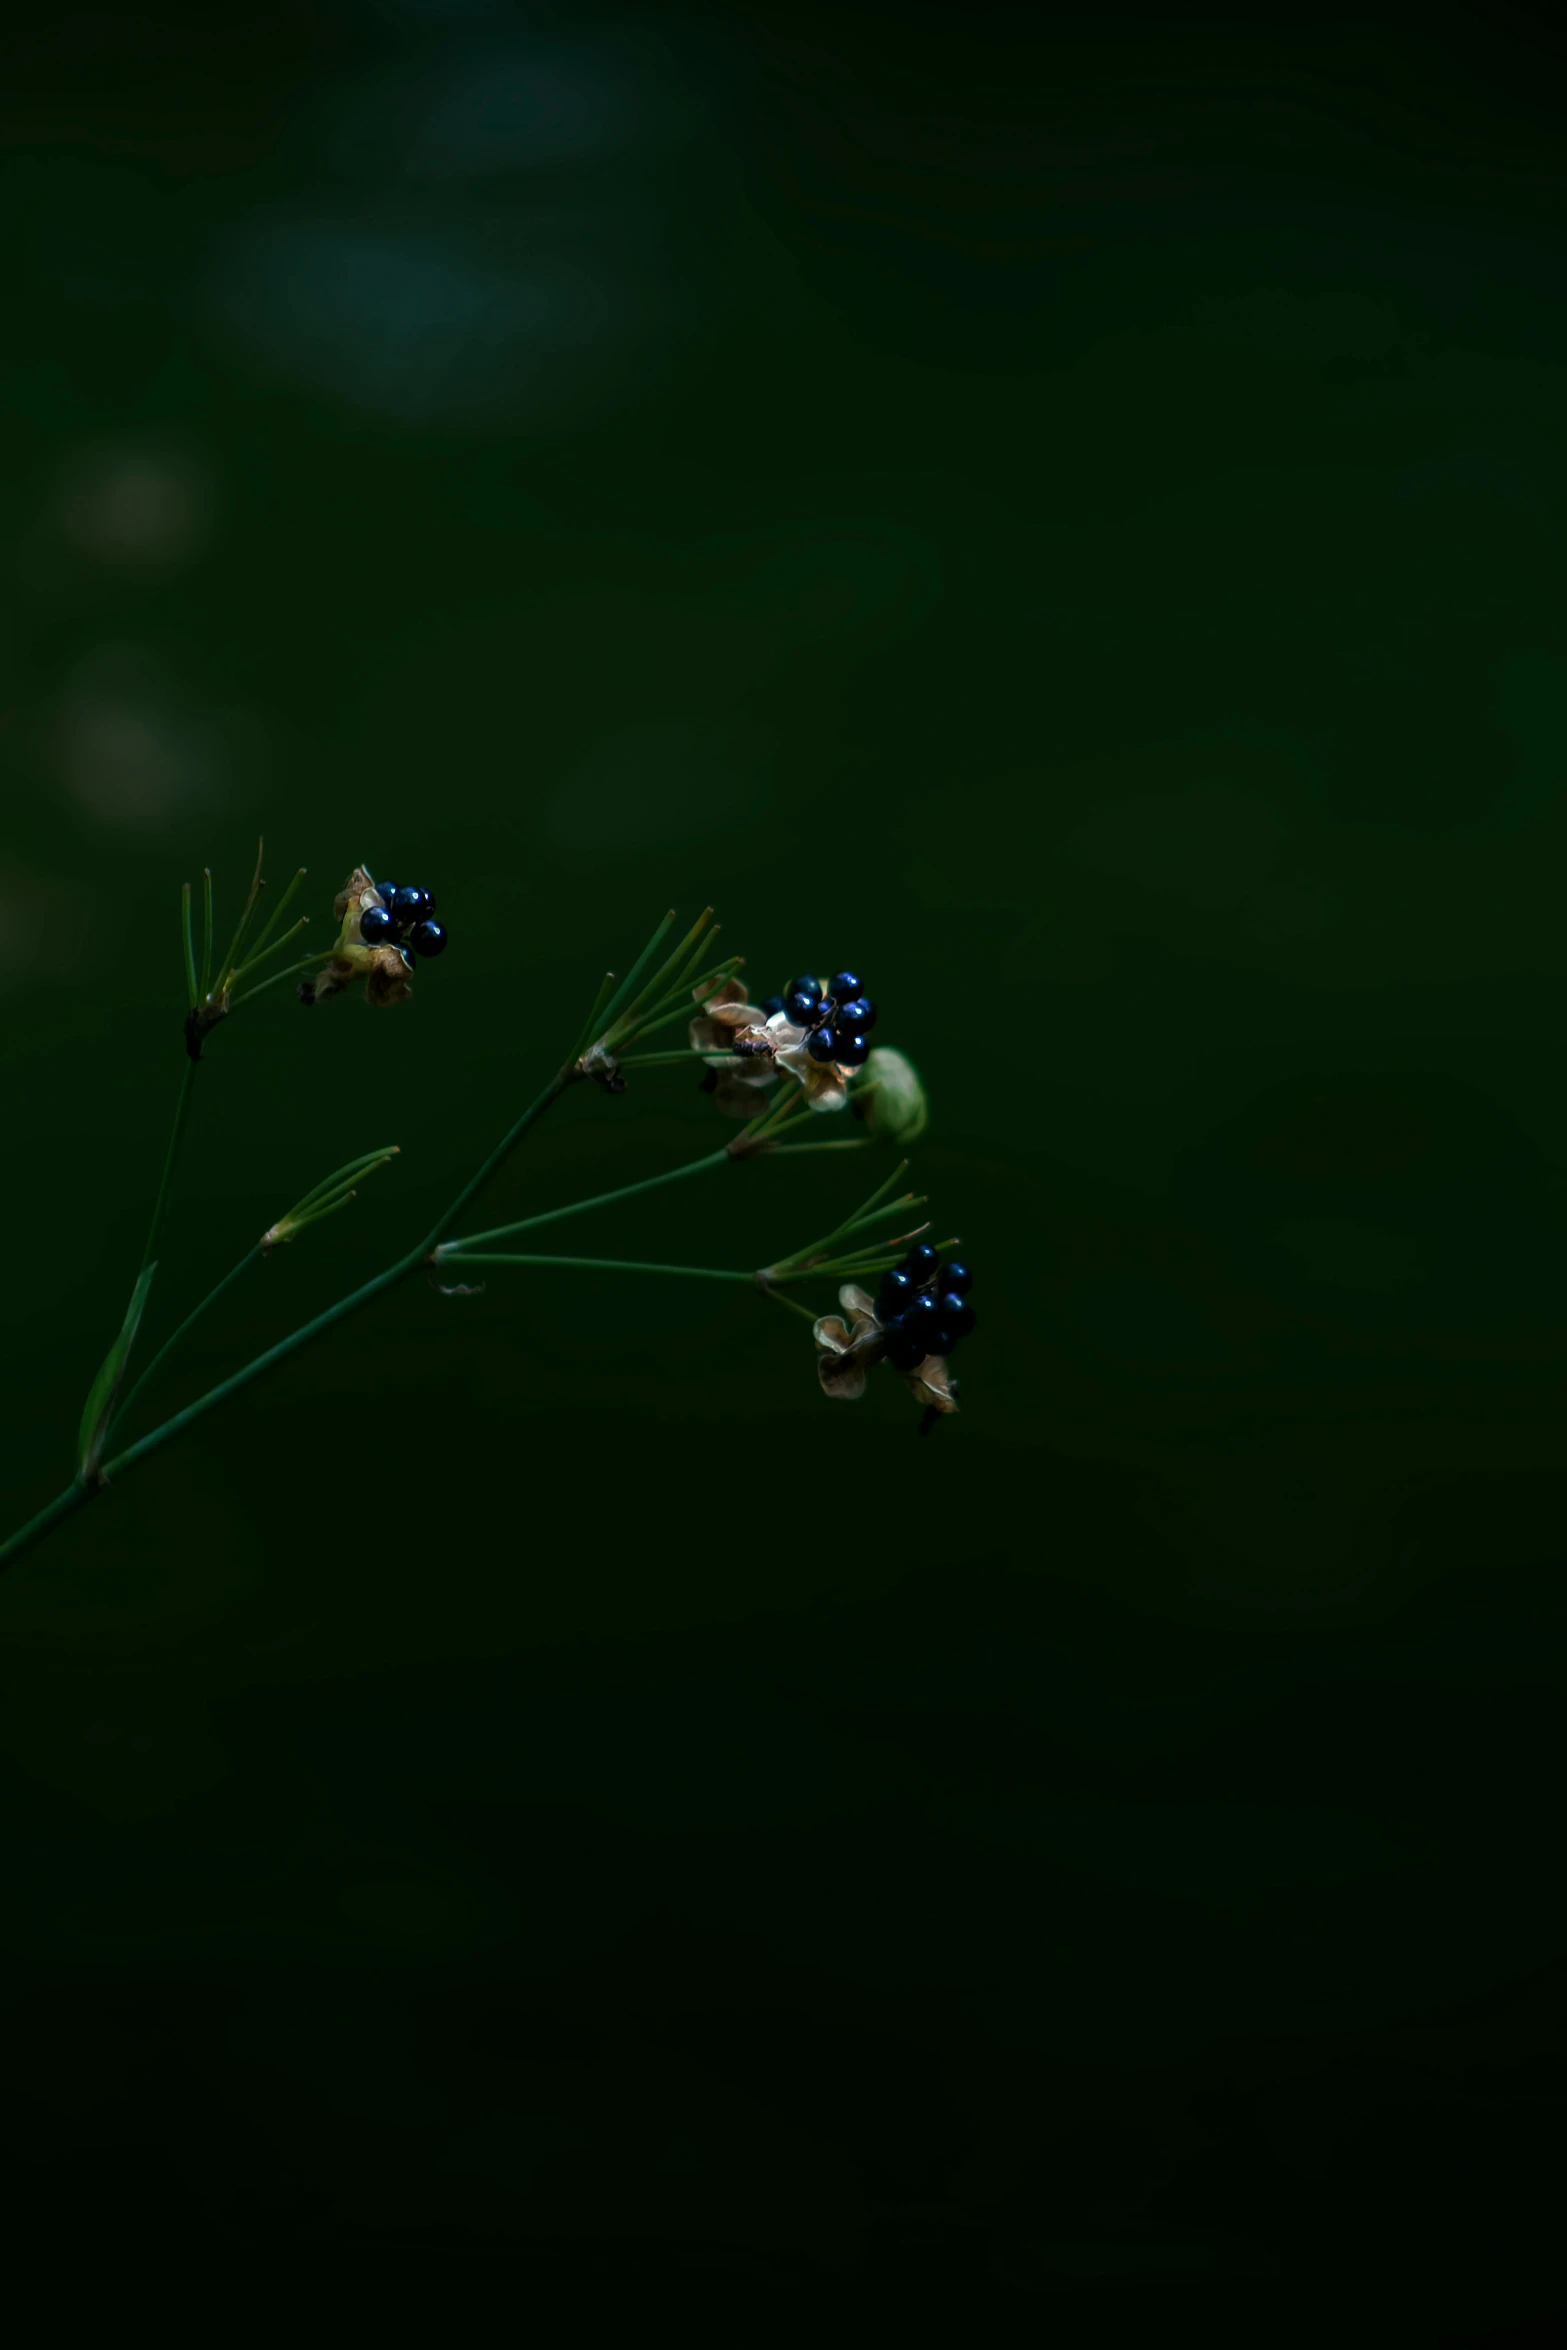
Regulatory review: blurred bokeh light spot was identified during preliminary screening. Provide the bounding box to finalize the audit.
[54,648,230,830]
[210,216,642,426]
[56,441,215,575]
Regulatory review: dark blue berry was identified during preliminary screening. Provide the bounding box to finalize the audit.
[761,995,786,1017]
[373,878,397,905]
[786,974,823,1009]
[837,995,876,1032]
[805,1026,838,1064]
[883,1317,924,1372]
[905,1292,942,1349]
[835,1032,871,1067]
[392,883,433,924]
[784,990,819,1027]
[878,1265,916,1310]
[904,1241,940,1281]
[359,904,393,945]
[939,1260,974,1296]
[828,971,863,1002]
[408,917,447,958]
[936,1293,975,1342]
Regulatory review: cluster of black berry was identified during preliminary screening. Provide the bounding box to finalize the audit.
[759,969,877,1068]
[877,1244,975,1370]
[360,879,448,963]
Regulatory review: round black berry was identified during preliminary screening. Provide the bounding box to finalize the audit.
[760,995,787,1017]
[936,1294,975,1342]
[359,904,393,945]
[835,1032,871,1068]
[786,974,823,1009]
[805,1026,838,1064]
[828,970,863,1002]
[904,1241,941,1281]
[372,878,397,906]
[784,991,819,1027]
[940,1260,974,1296]
[883,1318,924,1372]
[408,917,447,958]
[905,1292,942,1349]
[837,995,876,1032]
[392,884,433,924]
[878,1265,916,1310]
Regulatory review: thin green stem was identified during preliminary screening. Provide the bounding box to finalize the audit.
[603,909,714,1045]
[435,1144,731,1257]
[215,835,265,989]
[761,1285,817,1323]
[181,882,198,1010]
[594,911,675,1038]
[4,1036,593,1572]
[572,970,616,1060]
[99,1256,418,1490]
[607,975,743,1051]
[200,869,213,998]
[110,1247,260,1438]
[766,1138,875,1155]
[230,916,309,987]
[438,1253,755,1282]
[235,866,306,974]
[139,1058,198,1277]
[420,1064,582,1256]
[0,1482,89,1572]
[230,953,327,1008]
[615,1048,723,1069]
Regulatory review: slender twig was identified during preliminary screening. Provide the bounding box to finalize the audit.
[420,1064,583,1256]
[593,911,675,1038]
[138,1059,198,1278]
[181,882,198,1011]
[214,835,266,990]
[434,1145,731,1258]
[234,867,307,977]
[571,970,616,1061]
[766,1138,875,1155]
[437,1253,755,1282]
[110,1247,260,1438]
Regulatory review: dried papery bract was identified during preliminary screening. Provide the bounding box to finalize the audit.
[297,867,412,1009]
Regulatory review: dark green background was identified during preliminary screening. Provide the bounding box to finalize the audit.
[4,0,1566,2316]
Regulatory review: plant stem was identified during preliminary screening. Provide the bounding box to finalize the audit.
[139,1058,198,1277]
[438,1253,755,1282]
[761,1285,817,1323]
[0,1482,88,1570]
[766,1138,875,1154]
[109,1246,260,1439]
[98,1256,418,1491]
[420,1064,582,1255]
[435,1145,730,1257]
[616,1048,730,1069]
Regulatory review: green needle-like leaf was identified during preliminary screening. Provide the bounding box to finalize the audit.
[595,910,676,1037]
[78,1263,158,1482]
[572,969,617,1059]
[215,836,266,989]
[181,881,198,1010]
[235,865,306,974]
[200,868,213,997]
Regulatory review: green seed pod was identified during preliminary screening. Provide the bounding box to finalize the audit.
[857,1047,929,1145]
